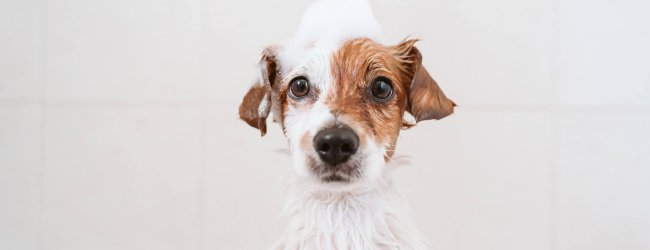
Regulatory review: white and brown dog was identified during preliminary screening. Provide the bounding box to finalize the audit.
[239,0,455,249]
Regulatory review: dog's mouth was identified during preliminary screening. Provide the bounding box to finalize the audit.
[320,172,350,183]
[308,157,361,183]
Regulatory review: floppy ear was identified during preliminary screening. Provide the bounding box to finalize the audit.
[239,47,279,136]
[394,39,456,123]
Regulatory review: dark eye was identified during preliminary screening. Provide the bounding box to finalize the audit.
[289,77,310,98]
[371,77,393,100]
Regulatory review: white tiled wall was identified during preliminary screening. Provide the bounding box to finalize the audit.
[1,0,649,249]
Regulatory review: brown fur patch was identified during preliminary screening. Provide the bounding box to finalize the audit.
[239,46,283,137]
[328,38,412,160]
[239,83,268,135]
[300,132,311,152]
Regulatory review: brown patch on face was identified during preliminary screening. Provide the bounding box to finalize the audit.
[300,132,311,151]
[328,38,413,160]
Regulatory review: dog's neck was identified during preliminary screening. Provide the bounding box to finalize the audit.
[272,174,427,249]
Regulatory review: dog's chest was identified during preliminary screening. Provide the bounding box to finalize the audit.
[272,186,427,249]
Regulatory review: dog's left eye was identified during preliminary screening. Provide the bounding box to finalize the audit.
[289,77,310,98]
[371,77,393,100]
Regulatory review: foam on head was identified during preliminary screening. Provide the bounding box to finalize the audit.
[278,0,384,73]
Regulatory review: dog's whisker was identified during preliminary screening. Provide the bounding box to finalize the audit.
[273,148,292,156]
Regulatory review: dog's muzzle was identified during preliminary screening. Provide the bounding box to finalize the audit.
[313,125,359,166]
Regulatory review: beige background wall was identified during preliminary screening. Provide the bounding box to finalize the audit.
[1,0,649,249]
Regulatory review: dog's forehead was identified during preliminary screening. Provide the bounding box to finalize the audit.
[277,38,387,87]
[277,39,338,80]
[277,0,383,72]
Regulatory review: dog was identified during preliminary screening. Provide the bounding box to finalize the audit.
[238,0,455,249]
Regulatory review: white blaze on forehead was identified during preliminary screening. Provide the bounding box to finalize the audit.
[282,40,337,176]
[277,0,383,74]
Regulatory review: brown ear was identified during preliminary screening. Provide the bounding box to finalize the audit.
[239,47,279,136]
[395,40,456,122]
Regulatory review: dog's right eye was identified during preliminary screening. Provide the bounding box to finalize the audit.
[370,77,394,101]
[289,77,310,98]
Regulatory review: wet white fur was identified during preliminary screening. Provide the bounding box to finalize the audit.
[277,0,383,73]
[271,165,427,250]
[264,0,428,249]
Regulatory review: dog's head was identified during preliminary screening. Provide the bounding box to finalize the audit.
[238,0,454,189]
[239,37,455,188]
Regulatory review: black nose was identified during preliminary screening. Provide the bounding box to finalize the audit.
[313,126,359,166]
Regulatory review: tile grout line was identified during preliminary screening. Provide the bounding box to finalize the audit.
[36,0,48,248]
[549,0,561,249]
[197,103,207,250]
[1,98,649,112]
[197,0,210,248]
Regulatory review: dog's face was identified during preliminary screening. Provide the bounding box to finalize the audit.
[240,38,455,188]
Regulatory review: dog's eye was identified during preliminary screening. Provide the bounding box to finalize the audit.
[371,77,393,100]
[289,77,310,98]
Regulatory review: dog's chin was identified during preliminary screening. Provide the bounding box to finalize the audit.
[318,170,359,186]
[312,175,363,192]
[306,161,367,191]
